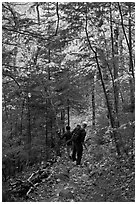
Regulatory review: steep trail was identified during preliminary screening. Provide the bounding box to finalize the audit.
[28,137,134,202]
[30,147,96,202]
[3,127,134,202]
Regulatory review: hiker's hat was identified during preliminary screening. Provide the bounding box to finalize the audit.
[82,121,87,126]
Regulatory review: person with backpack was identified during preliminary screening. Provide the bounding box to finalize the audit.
[62,126,72,159]
[70,122,88,165]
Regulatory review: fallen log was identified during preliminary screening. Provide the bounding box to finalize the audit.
[8,167,51,200]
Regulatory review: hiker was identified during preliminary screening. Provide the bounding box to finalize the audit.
[71,122,88,165]
[62,126,72,159]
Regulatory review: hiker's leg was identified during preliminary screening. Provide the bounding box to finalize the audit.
[72,144,76,161]
[76,145,83,165]
[67,145,70,157]
[68,145,72,158]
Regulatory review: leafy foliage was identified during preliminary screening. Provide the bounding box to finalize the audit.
[2,2,135,202]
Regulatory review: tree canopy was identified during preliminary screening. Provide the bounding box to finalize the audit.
[2,2,135,202]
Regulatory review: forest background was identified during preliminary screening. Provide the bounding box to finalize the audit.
[2,2,135,202]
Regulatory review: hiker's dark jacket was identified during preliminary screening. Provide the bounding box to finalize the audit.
[62,131,72,145]
[72,128,86,144]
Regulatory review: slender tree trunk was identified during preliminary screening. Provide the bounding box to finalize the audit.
[45,99,48,161]
[85,6,121,155]
[50,117,54,148]
[61,109,65,134]
[48,48,51,80]
[27,93,31,160]
[67,99,70,127]
[3,92,8,119]
[20,97,25,136]
[110,4,120,127]
[96,52,120,155]
[36,3,40,25]
[118,2,135,111]
[120,90,124,104]
[118,3,134,78]
[128,4,134,79]
[14,117,18,137]
[128,4,135,111]
[91,74,95,128]
[10,111,13,140]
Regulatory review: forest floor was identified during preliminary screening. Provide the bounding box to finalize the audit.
[3,133,135,202]
[26,141,135,202]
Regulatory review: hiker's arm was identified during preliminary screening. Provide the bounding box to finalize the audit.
[81,131,88,150]
[66,138,72,144]
[65,131,74,144]
[82,142,88,150]
[61,132,66,140]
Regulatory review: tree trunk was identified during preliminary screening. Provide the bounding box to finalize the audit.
[20,97,25,136]
[91,74,95,128]
[128,3,134,79]
[10,111,13,140]
[61,109,65,134]
[3,92,9,119]
[110,4,120,127]
[45,99,48,161]
[67,99,70,127]
[27,93,31,160]
[128,4,135,111]
[85,6,121,155]
[118,3,135,111]
[96,53,121,156]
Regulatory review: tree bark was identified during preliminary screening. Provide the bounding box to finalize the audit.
[67,99,70,127]
[110,4,120,127]
[128,3,135,111]
[3,92,9,119]
[61,109,65,134]
[27,93,31,160]
[20,97,25,136]
[91,74,95,127]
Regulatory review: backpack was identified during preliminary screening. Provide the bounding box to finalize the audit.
[72,129,81,142]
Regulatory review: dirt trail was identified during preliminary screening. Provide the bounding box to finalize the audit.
[28,142,134,202]
[29,148,97,202]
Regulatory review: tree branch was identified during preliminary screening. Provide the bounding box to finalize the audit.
[36,3,40,25]
[118,2,134,79]
[55,2,59,36]
[3,3,18,27]
[85,10,96,54]
[2,26,47,41]
[3,72,20,88]
[117,3,130,50]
